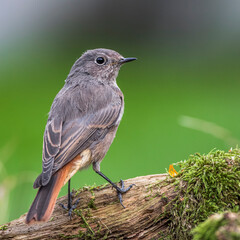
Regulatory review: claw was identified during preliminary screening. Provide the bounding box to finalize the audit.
[117,180,135,194]
[59,203,68,210]
[59,180,80,220]
[94,170,135,208]
[115,180,135,208]
[59,197,80,220]
[72,198,80,209]
[117,192,125,208]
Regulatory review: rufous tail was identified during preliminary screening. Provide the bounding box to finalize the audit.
[26,167,68,224]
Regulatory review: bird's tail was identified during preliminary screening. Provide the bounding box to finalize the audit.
[26,168,67,224]
[26,152,88,224]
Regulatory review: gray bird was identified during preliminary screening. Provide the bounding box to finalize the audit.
[26,48,136,224]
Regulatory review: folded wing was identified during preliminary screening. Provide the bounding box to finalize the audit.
[34,96,122,188]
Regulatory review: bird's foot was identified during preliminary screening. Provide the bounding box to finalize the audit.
[115,179,135,208]
[59,192,80,220]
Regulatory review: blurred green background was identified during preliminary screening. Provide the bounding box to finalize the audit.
[1,0,240,224]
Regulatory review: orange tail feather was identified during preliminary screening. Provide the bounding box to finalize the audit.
[26,166,69,224]
[26,153,88,224]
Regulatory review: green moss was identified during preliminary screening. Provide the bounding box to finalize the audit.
[59,209,96,239]
[68,208,109,239]
[74,209,95,236]
[88,196,96,210]
[74,183,109,198]
[0,225,8,231]
[192,213,226,240]
[164,148,240,239]
[192,212,240,240]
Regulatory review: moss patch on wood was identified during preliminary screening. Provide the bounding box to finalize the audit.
[164,148,240,239]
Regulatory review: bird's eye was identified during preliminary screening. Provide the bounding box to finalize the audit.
[95,57,106,65]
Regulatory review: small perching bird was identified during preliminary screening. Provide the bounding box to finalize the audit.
[26,48,137,224]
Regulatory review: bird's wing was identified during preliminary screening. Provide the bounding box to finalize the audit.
[40,118,62,186]
[53,102,121,173]
[34,94,123,188]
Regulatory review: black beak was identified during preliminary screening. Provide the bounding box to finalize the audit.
[119,57,137,64]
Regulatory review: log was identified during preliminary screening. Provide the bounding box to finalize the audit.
[0,174,175,240]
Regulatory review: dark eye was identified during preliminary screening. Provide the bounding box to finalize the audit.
[95,57,106,65]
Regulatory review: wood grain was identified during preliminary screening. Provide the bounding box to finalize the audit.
[0,174,176,240]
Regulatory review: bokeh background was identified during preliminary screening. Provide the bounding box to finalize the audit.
[1,0,240,224]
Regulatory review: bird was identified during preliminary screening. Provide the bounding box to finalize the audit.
[25,48,137,224]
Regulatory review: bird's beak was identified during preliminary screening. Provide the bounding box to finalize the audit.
[119,57,137,64]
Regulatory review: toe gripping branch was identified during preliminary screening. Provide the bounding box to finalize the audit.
[95,170,135,208]
[60,171,135,219]
[59,179,80,219]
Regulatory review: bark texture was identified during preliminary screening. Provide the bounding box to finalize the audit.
[0,174,176,240]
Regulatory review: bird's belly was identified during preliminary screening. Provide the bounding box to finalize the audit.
[63,149,92,185]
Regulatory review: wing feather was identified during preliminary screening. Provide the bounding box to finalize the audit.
[41,118,62,186]
[52,104,121,174]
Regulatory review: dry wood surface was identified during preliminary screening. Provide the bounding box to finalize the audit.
[0,174,177,239]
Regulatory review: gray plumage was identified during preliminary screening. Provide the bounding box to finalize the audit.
[33,48,134,189]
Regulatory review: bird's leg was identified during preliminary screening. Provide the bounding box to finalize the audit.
[93,168,135,208]
[59,179,80,219]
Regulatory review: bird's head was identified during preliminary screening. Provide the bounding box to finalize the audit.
[67,48,136,83]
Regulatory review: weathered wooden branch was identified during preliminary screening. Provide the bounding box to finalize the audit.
[0,174,177,240]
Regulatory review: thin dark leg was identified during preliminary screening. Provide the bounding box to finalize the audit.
[59,179,80,219]
[67,179,71,209]
[95,170,135,208]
